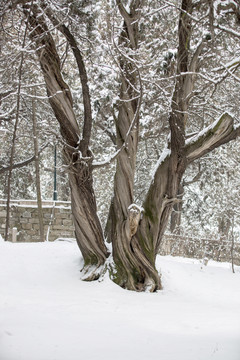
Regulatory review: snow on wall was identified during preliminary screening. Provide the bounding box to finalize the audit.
[0,200,75,242]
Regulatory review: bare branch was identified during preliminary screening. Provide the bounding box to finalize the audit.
[216,24,240,39]
[116,0,140,49]
[95,110,116,145]
[185,113,240,163]
[0,143,49,175]
[183,163,204,186]
[0,105,16,120]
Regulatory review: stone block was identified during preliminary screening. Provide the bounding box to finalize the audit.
[29,218,40,224]
[48,237,57,242]
[54,213,70,219]
[62,219,73,226]
[25,230,37,236]
[22,211,32,218]
[54,218,63,225]
[59,231,75,236]
[32,235,43,242]
[52,225,64,230]
[22,223,32,230]
[59,207,71,213]
[19,218,29,224]
[48,230,61,236]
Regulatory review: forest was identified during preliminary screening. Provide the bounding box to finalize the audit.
[0,0,240,292]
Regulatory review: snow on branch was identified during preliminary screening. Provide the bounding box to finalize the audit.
[0,143,49,175]
[185,113,240,163]
[0,105,16,119]
[213,57,240,72]
[216,24,240,38]
[218,61,240,83]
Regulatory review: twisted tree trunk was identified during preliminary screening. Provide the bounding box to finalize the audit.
[108,0,192,291]
[105,1,155,291]
[24,3,108,277]
[15,0,240,292]
[68,157,108,278]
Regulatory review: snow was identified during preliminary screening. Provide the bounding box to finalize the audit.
[128,203,144,213]
[185,112,233,148]
[0,238,240,360]
[151,148,171,179]
[213,57,240,72]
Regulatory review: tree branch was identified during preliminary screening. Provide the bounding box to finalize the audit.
[185,113,240,163]
[95,111,116,145]
[0,143,49,175]
[21,2,80,148]
[183,163,204,186]
[92,69,142,169]
[116,0,140,49]
[39,1,92,156]
[168,0,193,158]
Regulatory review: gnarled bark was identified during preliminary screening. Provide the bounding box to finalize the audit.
[186,113,240,163]
[67,157,108,278]
[105,1,158,291]
[12,0,240,292]
[23,2,108,276]
[109,0,194,291]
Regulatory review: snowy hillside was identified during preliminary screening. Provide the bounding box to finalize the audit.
[0,238,240,360]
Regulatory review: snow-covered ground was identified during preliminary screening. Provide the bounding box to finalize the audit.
[0,237,240,360]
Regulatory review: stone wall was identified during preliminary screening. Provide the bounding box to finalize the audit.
[160,233,240,266]
[0,200,75,242]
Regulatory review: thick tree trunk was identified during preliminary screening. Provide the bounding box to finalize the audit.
[105,1,157,291]
[67,158,109,279]
[109,74,144,289]
[136,151,185,291]
[23,3,108,276]
[108,0,192,291]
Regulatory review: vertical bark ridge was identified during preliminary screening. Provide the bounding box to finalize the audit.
[23,2,108,273]
[134,0,194,290]
[106,2,161,291]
